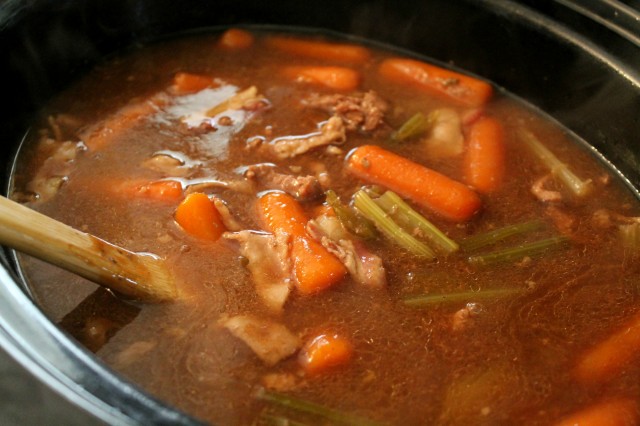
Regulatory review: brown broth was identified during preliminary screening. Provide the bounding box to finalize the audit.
[11,29,640,425]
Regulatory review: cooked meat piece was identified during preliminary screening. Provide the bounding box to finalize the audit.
[307,215,387,289]
[205,86,267,117]
[219,314,301,366]
[452,303,483,331]
[531,174,562,202]
[27,140,85,203]
[592,209,640,228]
[244,163,323,201]
[423,108,464,157]
[212,198,242,231]
[142,151,199,177]
[546,205,576,236]
[223,230,292,312]
[304,91,388,132]
[265,116,346,159]
[261,372,303,392]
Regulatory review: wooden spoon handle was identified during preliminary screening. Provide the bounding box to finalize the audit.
[0,196,177,302]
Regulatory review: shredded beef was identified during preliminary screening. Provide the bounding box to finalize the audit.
[304,90,388,132]
[223,230,292,312]
[244,163,323,201]
[267,115,346,159]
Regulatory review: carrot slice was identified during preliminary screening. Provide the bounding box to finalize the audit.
[554,398,639,426]
[265,36,370,63]
[346,145,481,222]
[574,310,640,383]
[298,332,354,375]
[172,72,217,94]
[116,180,183,202]
[379,58,493,107]
[218,28,255,49]
[282,66,360,91]
[175,192,226,241]
[463,116,506,193]
[257,191,347,294]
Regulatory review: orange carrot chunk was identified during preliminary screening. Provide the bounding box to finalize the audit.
[574,310,640,383]
[346,145,481,222]
[257,191,347,294]
[554,398,639,426]
[379,58,493,107]
[172,72,217,94]
[298,332,354,375]
[463,116,506,193]
[115,180,183,203]
[175,192,226,241]
[218,28,255,50]
[265,36,370,63]
[282,66,360,91]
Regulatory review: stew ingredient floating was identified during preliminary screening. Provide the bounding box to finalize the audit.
[11,28,640,425]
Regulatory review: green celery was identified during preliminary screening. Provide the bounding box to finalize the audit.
[459,220,546,252]
[403,287,524,308]
[375,191,458,254]
[518,129,592,197]
[353,190,435,258]
[468,236,569,266]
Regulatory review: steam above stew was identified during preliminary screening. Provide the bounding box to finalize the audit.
[11,28,640,425]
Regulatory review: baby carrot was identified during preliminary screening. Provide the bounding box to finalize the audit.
[554,398,638,426]
[298,332,354,375]
[257,191,347,294]
[573,309,640,383]
[463,116,506,193]
[172,72,217,94]
[346,145,481,222]
[282,66,360,91]
[378,58,493,107]
[265,36,371,63]
[175,192,226,241]
[218,28,255,50]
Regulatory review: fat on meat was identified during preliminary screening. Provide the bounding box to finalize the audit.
[303,90,388,132]
[223,230,292,312]
[267,116,346,159]
[219,314,301,366]
[307,215,387,289]
[243,163,323,201]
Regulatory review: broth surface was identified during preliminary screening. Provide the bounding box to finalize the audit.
[11,29,640,425]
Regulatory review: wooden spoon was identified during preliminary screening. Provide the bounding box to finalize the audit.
[0,195,177,302]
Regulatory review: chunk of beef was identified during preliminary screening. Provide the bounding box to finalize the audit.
[219,314,300,366]
[307,215,387,289]
[304,91,388,132]
[266,116,346,159]
[531,174,562,203]
[244,163,323,201]
[423,108,464,158]
[223,230,292,312]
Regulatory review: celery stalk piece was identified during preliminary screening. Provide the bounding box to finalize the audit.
[353,190,435,258]
[256,388,382,426]
[518,129,592,197]
[459,219,546,252]
[375,191,459,254]
[325,190,377,240]
[391,112,433,142]
[403,287,524,308]
[620,223,640,251]
[468,236,569,266]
